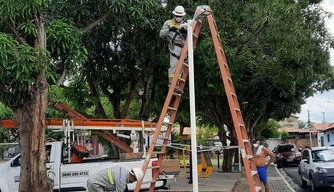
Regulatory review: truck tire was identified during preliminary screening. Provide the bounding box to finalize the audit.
[310,177,319,192]
[156,179,168,190]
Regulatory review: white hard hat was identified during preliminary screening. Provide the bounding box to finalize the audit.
[131,168,144,181]
[172,5,186,16]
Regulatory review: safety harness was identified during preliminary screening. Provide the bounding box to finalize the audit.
[168,19,186,60]
[107,168,115,185]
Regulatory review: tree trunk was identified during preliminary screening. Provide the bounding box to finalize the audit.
[15,76,53,192]
[15,13,53,192]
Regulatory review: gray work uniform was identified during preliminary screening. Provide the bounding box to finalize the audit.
[159,19,187,84]
[87,166,130,192]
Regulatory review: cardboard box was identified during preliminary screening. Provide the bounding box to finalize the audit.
[160,159,180,173]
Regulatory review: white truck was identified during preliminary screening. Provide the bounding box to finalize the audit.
[0,141,178,192]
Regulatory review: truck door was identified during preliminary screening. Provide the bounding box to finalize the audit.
[8,155,20,192]
[46,144,57,188]
[301,150,311,180]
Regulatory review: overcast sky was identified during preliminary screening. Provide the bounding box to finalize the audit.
[297,0,334,123]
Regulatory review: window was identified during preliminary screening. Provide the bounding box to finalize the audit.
[328,133,330,143]
[302,150,310,162]
[312,149,334,162]
[46,145,52,163]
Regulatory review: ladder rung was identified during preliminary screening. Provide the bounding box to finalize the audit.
[251,170,257,176]
[227,77,232,82]
[231,93,236,97]
[235,108,240,112]
[183,62,189,67]
[239,124,245,127]
[193,33,198,38]
[247,155,253,159]
[243,139,249,143]
[153,151,165,154]
[172,92,182,97]
[158,136,169,140]
[163,122,173,125]
[148,166,160,169]
[178,77,186,82]
[168,107,177,111]
[255,186,262,192]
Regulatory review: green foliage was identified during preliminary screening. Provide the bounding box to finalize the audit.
[0,33,49,107]
[0,102,13,119]
[0,0,87,109]
[298,120,306,128]
[197,125,218,145]
[281,130,289,143]
[257,119,281,139]
[47,19,87,70]
[189,0,333,140]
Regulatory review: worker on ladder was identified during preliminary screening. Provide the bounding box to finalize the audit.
[159,5,187,95]
[87,166,143,192]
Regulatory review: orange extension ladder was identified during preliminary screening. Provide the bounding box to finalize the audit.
[134,5,262,192]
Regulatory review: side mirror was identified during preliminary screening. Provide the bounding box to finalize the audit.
[302,159,309,164]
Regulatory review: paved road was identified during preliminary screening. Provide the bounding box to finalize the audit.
[284,165,334,192]
[283,166,311,192]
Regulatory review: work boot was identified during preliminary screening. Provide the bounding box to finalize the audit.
[174,86,184,94]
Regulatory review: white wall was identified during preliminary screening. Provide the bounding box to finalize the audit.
[266,138,281,151]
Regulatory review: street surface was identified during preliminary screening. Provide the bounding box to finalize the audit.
[283,165,311,192]
[283,165,334,192]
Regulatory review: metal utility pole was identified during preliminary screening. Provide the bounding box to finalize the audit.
[308,110,312,147]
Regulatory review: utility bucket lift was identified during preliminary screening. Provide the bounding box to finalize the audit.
[135,5,262,192]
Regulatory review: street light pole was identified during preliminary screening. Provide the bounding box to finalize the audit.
[308,110,312,147]
[187,19,198,192]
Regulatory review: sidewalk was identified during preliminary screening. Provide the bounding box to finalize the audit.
[157,167,241,192]
[234,165,296,192]
[157,165,295,192]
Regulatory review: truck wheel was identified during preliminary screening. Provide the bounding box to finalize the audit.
[155,179,168,190]
[310,177,319,192]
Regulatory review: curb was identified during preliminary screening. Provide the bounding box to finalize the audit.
[273,165,296,192]
[231,170,244,192]
[277,167,303,191]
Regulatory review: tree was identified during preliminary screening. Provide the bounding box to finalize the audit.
[281,130,289,143]
[255,119,280,139]
[187,0,334,171]
[0,0,124,191]
[298,120,306,128]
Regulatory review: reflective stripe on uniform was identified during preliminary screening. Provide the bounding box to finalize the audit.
[169,74,182,78]
[168,19,180,28]
[107,168,114,184]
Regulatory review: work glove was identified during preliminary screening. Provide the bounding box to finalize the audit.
[169,26,177,32]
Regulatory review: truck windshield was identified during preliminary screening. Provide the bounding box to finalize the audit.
[312,149,334,162]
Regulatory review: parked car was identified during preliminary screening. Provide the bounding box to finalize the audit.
[299,146,334,192]
[273,143,301,168]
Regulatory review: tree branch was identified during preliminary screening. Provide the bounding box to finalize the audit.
[83,9,112,33]
[236,19,269,55]
[256,118,268,138]
[56,67,69,86]
[2,18,27,45]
